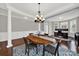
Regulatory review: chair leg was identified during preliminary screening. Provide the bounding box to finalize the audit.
[57,50,59,56]
[27,43,29,56]
[54,42,60,56]
[25,45,27,55]
[36,45,38,54]
[42,45,45,56]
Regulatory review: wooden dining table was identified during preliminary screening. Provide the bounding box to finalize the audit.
[25,34,57,56]
[25,34,71,56]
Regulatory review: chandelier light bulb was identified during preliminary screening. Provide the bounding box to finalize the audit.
[35,17,37,20]
[39,17,41,19]
[41,15,43,17]
[36,15,39,17]
[43,18,45,20]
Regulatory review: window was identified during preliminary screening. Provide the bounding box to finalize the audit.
[70,20,76,33]
[54,22,60,29]
[60,22,68,29]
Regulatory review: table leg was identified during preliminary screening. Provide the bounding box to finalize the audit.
[57,49,59,56]
[27,42,29,56]
[42,45,45,56]
[25,45,27,55]
[36,45,38,54]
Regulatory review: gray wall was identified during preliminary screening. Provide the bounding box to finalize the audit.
[0,15,7,32]
[12,17,38,32]
[0,15,38,32]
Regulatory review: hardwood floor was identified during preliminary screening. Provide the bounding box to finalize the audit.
[0,41,12,56]
[12,38,25,47]
[0,38,25,56]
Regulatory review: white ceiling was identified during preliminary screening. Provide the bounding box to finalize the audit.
[9,3,70,16]
[0,3,79,21]
[47,7,79,22]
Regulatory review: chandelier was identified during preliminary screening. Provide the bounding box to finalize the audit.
[34,3,45,23]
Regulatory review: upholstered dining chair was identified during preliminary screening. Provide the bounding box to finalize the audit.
[23,37,38,56]
[43,41,60,56]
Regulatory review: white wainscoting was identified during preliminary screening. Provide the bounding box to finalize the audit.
[0,31,38,42]
[0,32,8,41]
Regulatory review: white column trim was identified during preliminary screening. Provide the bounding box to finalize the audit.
[48,22,53,36]
[38,23,41,32]
[44,22,49,34]
[7,6,13,48]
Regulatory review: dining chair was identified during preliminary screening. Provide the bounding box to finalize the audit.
[23,37,38,56]
[43,41,60,56]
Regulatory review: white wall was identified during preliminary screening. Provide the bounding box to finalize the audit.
[0,15,39,41]
[0,13,41,42]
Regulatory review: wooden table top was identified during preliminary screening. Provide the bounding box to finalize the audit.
[26,34,56,45]
[25,34,71,49]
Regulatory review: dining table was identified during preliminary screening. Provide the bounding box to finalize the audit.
[25,34,77,56]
